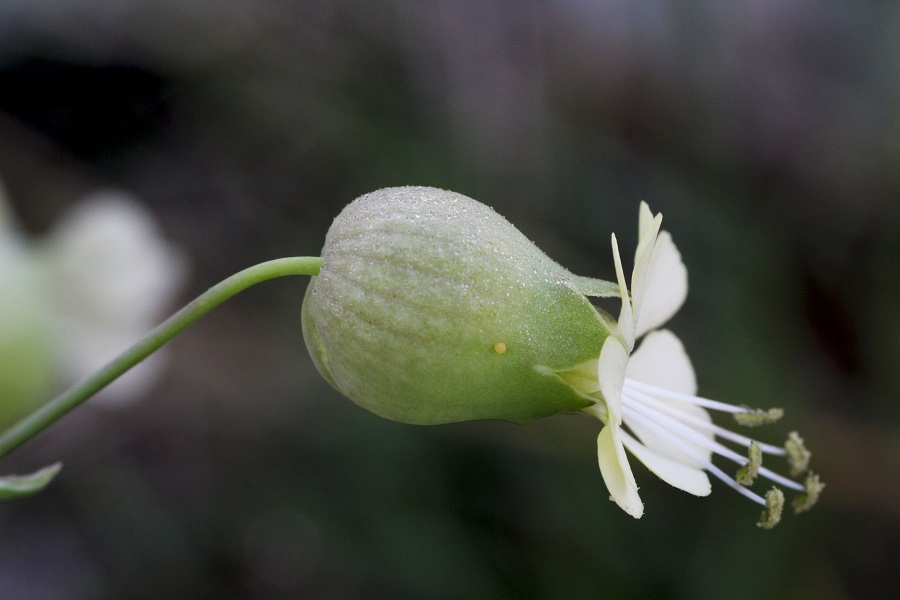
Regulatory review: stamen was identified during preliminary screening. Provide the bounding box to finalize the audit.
[624,384,787,455]
[620,406,767,505]
[622,397,804,492]
[792,471,824,513]
[623,406,766,505]
[736,442,762,486]
[624,379,747,414]
[757,488,785,529]
[622,403,721,459]
[733,407,784,427]
[625,381,785,429]
[708,461,767,506]
[785,431,811,476]
[754,466,802,491]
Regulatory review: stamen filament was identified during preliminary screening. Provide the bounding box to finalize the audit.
[625,379,747,413]
[622,399,804,491]
[624,385,787,455]
[758,467,805,491]
[623,401,754,464]
[621,407,766,506]
[705,461,767,506]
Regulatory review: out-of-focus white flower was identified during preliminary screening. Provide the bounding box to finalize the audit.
[39,191,188,403]
[0,183,187,420]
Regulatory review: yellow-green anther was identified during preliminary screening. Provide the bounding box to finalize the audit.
[736,441,762,486]
[792,471,824,514]
[757,487,785,529]
[785,430,811,476]
[733,407,784,427]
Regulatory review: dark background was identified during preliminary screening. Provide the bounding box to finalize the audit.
[1,2,898,599]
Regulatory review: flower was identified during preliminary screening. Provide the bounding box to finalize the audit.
[303,187,821,527]
[38,191,188,403]
[0,183,187,424]
[572,203,821,527]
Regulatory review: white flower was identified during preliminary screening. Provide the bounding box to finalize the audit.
[583,203,820,527]
[39,191,188,403]
[0,184,187,411]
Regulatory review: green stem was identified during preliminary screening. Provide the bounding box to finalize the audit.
[0,256,323,459]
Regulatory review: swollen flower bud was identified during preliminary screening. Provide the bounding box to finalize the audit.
[302,186,612,424]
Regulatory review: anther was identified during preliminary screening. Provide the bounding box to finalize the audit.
[792,471,824,514]
[757,487,785,529]
[785,431,811,476]
[733,407,784,427]
[736,441,762,486]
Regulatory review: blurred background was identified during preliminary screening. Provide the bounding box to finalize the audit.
[0,1,898,598]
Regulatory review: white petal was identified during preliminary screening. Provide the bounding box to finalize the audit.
[43,193,187,324]
[597,337,629,425]
[623,409,712,469]
[610,233,634,349]
[621,430,711,496]
[41,193,188,402]
[630,215,662,335]
[597,424,644,518]
[626,330,696,395]
[625,330,714,466]
[638,202,654,241]
[634,231,687,338]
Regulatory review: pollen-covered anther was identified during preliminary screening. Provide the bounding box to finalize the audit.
[736,441,762,486]
[757,487,785,529]
[792,471,824,514]
[785,430,811,476]
[733,407,784,427]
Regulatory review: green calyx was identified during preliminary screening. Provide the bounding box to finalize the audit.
[302,186,614,425]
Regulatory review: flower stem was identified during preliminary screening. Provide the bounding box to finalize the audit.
[0,256,323,459]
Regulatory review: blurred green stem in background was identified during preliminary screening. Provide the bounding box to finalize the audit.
[0,256,323,460]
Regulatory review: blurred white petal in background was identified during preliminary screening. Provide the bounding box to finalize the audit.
[0,184,187,420]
